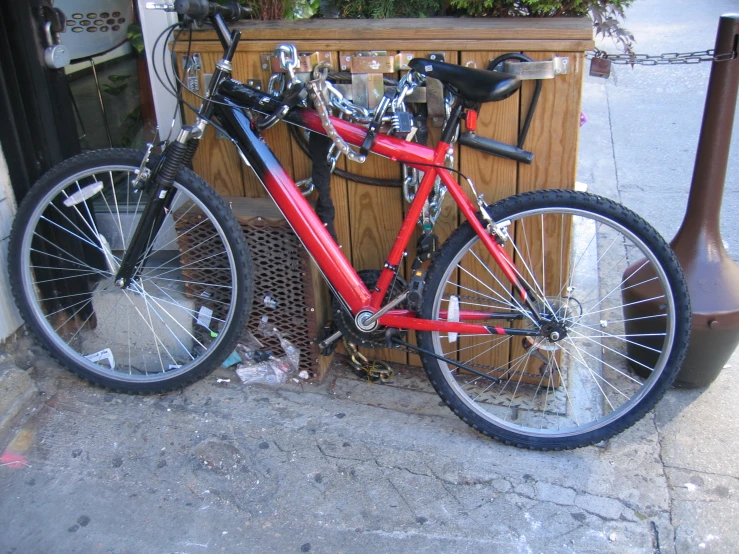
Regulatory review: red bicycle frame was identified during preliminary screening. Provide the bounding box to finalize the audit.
[214,84,538,338]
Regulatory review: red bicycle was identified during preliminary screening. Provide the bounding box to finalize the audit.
[9,1,690,449]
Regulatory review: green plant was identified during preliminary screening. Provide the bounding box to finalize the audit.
[285,0,322,19]
[329,0,635,52]
[127,24,145,55]
[447,0,634,52]
[335,0,439,18]
[101,74,132,96]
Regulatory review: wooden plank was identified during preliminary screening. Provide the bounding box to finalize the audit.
[230,52,270,198]
[184,17,594,42]
[309,254,334,380]
[180,52,245,196]
[517,52,584,193]
[505,51,584,382]
[403,49,458,367]
[460,51,520,205]
[174,39,594,54]
[451,51,521,378]
[230,51,298,198]
[339,49,406,365]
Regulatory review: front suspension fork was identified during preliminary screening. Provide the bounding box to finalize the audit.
[114,128,200,288]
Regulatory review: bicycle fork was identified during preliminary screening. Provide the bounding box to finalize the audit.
[113,129,200,289]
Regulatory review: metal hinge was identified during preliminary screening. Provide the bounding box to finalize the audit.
[501,57,570,79]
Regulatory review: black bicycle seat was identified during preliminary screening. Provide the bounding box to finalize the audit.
[408,58,521,104]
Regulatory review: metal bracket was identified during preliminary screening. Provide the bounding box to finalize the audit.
[339,51,416,73]
[426,53,446,127]
[263,51,334,75]
[501,56,570,79]
[182,52,202,72]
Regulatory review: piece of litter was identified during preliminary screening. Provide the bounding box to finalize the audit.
[85,348,116,370]
[685,483,697,491]
[609,533,616,542]
[0,451,29,468]
[298,370,310,380]
[196,306,213,329]
[723,364,731,369]
[222,350,242,368]
[216,378,231,384]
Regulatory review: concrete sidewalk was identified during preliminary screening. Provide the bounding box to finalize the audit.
[0,334,737,554]
[578,0,739,253]
[2,327,739,554]
[2,1,739,553]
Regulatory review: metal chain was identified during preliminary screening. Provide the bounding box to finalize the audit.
[586,48,737,65]
[341,336,394,383]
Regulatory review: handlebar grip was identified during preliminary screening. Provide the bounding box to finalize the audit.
[173,0,251,21]
[458,132,534,165]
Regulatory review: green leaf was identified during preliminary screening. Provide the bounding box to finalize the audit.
[108,74,132,84]
[102,83,127,96]
[127,24,145,54]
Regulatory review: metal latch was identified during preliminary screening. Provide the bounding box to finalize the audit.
[182,53,202,91]
[502,56,570,79]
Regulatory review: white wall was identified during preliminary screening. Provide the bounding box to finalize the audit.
[136,1,182,138]
[0,145,23,341]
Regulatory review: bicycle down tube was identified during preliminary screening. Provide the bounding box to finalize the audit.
[213,84,541,337]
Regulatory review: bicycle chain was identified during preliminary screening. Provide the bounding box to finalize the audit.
[339,292,549,380]
[586,48,737,65]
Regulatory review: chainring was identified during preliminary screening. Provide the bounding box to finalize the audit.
[332,269,407,349]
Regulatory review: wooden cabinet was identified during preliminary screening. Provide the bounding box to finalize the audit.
[174,18,594,366]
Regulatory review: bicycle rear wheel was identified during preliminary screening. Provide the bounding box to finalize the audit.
[9,149,253,393]
[418,190,690,449]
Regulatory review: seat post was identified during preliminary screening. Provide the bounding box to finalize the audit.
[440,101,464,144]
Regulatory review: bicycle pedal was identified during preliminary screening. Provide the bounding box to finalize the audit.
[318,321,339,356]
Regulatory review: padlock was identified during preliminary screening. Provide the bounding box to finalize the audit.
[42,7,70,70]
[589,56,612,79]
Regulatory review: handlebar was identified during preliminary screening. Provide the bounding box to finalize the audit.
[147,1,251,21]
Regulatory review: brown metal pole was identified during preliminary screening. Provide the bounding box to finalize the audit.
[622,14,739,387]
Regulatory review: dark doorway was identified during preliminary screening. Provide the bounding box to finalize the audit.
[0,0,81,202]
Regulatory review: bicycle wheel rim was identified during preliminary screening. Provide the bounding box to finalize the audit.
[17,164,241,384]
[430,205,678,439]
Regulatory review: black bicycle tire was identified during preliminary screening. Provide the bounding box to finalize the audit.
[8,148,254,394]
[417,189,691,450]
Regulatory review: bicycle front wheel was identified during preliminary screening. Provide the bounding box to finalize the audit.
[9,149,253,394]
[418,190,690,450]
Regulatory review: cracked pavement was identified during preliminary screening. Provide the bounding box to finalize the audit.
[2,0,739,552]
[1,340,738,553]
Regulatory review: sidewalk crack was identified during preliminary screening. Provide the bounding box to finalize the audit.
[605,83,624,205]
